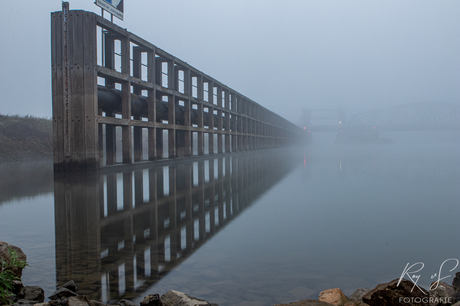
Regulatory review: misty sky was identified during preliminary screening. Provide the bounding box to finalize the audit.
[0,0,459,123]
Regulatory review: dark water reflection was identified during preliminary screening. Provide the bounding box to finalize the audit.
[53,150,297,303]
[0,162,53,203]
[0,132,459,306]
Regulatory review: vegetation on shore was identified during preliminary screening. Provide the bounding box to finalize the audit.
[0,114,52,163]
[0,248,28,305]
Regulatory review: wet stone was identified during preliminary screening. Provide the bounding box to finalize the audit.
[349,288,372,302]
[362,278,429,306]
[344,302,369,306]
[453,272,460,292]
[91,301,109,306]
[12,280,24,295]
[140,294,163,306]
[13,299,40,306]
[161,290,212,306]
[118,300,138,306]
[58,280,78,293]
[48,300,60,306]
[68,296,96,306]
[17,286,45,303]
[49,288,78,300]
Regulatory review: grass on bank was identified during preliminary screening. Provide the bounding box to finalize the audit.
[0,114,52,163]
[0,247,28,305]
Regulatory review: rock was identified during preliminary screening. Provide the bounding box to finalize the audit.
[140,294,163,306]
[454,272,460,291]
[273,300,335,306]
[344,302,369,306]
[67,296,96,306]
[348,288,371,302]
[91,300,109,306]
[160,290,215,306]
[0,241,27,278]
[12,280,24,295]
[362,278,429,306]
[17,286,45,303]
[34,303,51,306]
[13,299,39,306]
[48,299,71,306]
[58,280,78,293]
[118,299,138,306]
[429,281,456,305]
[318,288,348,306]
[48,288,78,300]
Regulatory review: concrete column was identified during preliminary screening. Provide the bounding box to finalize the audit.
[216,87,223,153]
[197,103,204,156]
[102,31,116,166]
[155,57,163,86]
[132,47,143,162]
[156,128,163,160]
[184,98,192,157]
[168,95,176,158]
[208,107,214,154]
[121,33,132,164]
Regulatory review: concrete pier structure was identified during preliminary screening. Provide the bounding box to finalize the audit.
[52,4,304,171]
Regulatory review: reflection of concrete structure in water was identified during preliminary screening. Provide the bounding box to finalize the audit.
[54,152,295,302]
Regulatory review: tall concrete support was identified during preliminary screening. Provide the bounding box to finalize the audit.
[52,5,99,171]
[51,4,305,171]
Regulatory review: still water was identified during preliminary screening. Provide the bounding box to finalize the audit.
[0,131,459,306]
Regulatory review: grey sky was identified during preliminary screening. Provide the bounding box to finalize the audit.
[0,0,459,123]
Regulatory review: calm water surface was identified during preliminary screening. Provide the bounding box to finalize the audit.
[0,131,459,306]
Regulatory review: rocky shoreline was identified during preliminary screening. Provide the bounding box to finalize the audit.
[2,242,459,306]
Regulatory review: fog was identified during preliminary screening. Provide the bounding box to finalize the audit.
[0,0,459,123]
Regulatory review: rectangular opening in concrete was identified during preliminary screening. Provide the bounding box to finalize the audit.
[204,133,209,155]
[192,76,198,98]
[162,62,168,88]
[203,82,209,103]
[178,69,184,94]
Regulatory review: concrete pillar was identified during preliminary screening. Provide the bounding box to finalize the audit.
[52,5,99,171]
[156,128,163,160]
